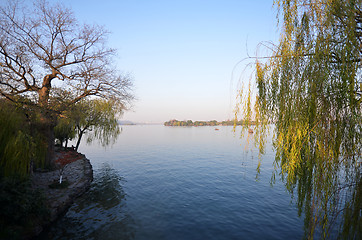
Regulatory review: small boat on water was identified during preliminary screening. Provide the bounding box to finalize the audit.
[248,128,254,134]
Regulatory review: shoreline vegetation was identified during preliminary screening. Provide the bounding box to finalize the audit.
[164,119,256,127]
[0,0,133,238]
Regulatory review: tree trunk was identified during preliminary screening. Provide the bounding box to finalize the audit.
[37,108,56,168]
[38,74,56,168]
[44,123,55,168]
[75,129,84,151]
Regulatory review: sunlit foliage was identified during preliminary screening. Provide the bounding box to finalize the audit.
[0,0,133,166]
[69,99,122,151]
[236,0,361,239]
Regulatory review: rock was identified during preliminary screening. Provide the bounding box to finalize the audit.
[29,153,93,238]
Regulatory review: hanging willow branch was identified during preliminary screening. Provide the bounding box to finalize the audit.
[236,0,361,239]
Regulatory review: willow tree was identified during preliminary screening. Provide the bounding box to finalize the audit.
[236,0,361,239]
[61,98,122,151]
[0,100,46,178]
[54,115,76,150]
[0,0,133,167]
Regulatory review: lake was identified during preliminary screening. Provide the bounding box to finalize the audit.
[40,125,305,240]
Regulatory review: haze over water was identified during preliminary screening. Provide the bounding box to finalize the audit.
[41,125,306,240]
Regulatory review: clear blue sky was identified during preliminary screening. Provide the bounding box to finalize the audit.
[57,0,279,123]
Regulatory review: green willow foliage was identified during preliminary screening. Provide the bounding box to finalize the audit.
[62,99,122,151]
[237,0,361,239]
[0,101,46,178]
[54,116,76,149]
[82,99,122,147]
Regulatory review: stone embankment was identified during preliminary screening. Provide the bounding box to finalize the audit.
[30,151,93,237]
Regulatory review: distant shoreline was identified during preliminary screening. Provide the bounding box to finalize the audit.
[118,120,163,125]
[163,119,256,127]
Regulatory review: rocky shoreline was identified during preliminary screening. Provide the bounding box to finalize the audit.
[29,152,93,238]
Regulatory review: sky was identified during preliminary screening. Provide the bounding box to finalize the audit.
[56,0,279,123]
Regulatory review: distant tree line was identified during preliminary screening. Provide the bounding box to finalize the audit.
[164,119,255,126]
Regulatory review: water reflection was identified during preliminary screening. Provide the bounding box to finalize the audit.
[41,126,307,240]
[40,163,135,240]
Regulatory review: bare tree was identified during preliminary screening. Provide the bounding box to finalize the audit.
[0,0,133,166]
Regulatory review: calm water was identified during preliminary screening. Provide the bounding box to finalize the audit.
[40,125,305,240]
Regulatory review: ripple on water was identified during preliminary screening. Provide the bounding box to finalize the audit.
[41,126,305,240]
